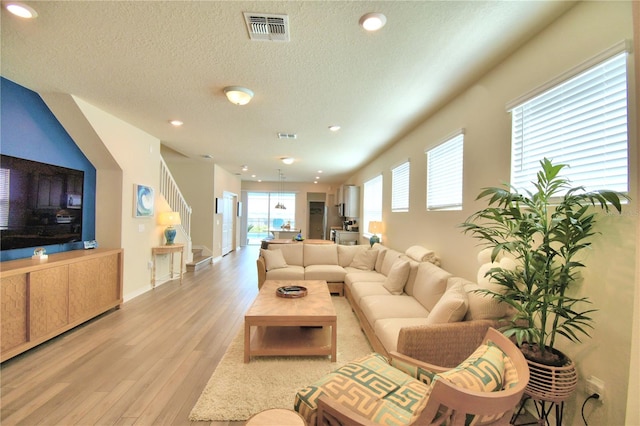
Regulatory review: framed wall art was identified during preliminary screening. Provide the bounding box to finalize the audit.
[134,184,155,217]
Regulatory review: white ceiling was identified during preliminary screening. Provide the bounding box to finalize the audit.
[1,1,574,184]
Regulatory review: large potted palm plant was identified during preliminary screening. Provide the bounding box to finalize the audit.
[461,158,626,403]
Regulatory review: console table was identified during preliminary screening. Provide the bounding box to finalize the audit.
[0,248,124,362]
[151,244,184,288]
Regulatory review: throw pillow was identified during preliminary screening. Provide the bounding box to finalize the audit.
[350,249,378,270]
[436,341,506,392]
[383,259,411,295]
[425,282,468,324]
[261,248,288,271]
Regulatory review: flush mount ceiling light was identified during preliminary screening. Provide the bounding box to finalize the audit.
[5,2,38,18]
[223,86,254,105]
[359,12,386,31]
[281,157,294,165]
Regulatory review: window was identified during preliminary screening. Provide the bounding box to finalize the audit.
[362,174,382,235]
[426,132,464,210]
[245,191,296,244]
[510,49,629,194]
[391,161,410,212]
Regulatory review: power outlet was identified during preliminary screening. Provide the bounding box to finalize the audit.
[585,376,605,402]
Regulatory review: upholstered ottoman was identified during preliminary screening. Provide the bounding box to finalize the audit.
[294,353,430,426]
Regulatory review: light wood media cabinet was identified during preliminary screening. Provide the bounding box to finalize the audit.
[0,248,124,362]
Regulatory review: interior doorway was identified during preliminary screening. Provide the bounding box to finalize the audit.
[308,201,326,240]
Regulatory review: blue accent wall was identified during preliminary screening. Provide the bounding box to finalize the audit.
[1,77,97,261]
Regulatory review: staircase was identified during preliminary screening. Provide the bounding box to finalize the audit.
[187,247,213,272]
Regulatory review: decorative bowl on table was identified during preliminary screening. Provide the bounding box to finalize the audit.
[276,286,308,298]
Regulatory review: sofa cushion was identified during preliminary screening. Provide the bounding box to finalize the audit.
[436,341,505,392]
[412,262,452,312]
[294,353,431,426]
[269,243,303,266]
[305,265,346,282]
[374,317,431,353]
[380,249,403,277]
[349,249,378,271]
[383,259,411,295]
[337,244,368,267]
[349,281,392,305]
[372,243,388,273]
[360,295,429,328]
[265,265,305,281]
[425,282,468,324]
[400,255,421,297]
[260,248,287,270]
[303,243,338,267]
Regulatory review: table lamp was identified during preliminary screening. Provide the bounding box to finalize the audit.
[368,221,383,247]
[159,211,181,245]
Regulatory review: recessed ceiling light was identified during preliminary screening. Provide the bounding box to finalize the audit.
[318,170,323,173]
[241,165,249,171]
[328,125,341,132]
[315,176,320,180]
[251,174,256,178]
[359,12,386,31]
[169,120,183,127]
[314,181,318,184]
[281,157,294,165]
[5,2,38,18]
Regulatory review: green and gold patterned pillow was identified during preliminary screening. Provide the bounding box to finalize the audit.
[435,341,505,392]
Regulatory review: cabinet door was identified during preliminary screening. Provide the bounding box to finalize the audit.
[97,253,120,309]
[30,266,69,339]
[1,274,28,353]
[69,258,100,322]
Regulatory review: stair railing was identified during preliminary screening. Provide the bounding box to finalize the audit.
[159,156,192,240]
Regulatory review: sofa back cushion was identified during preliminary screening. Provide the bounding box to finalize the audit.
[304,243,339,267]
[412,262,452,312]
[338,244,368,267]
[269,243,303,266]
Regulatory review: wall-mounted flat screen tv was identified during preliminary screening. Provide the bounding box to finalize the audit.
[0,154,84,251]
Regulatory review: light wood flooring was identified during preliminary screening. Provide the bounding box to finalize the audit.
[1,245,262,426]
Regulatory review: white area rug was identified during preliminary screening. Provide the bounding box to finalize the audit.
[189,297,372,421]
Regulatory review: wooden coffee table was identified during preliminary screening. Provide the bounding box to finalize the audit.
[244,280,337,363]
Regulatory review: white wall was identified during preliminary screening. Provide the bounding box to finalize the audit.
[70,97,168,300]
[347,2,637,424]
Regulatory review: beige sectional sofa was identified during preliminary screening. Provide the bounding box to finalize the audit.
[256,242,511,367]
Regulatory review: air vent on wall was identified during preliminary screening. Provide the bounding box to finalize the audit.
[243,12,290,42]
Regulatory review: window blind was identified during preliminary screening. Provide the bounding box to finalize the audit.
[510,51,628,194]
[426,133,464,211]
[363,174,383,235]
[391,161,410,212]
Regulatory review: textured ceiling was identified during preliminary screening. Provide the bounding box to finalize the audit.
[1,1,574,183]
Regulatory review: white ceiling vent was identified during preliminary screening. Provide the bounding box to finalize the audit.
[243,13,290,42]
